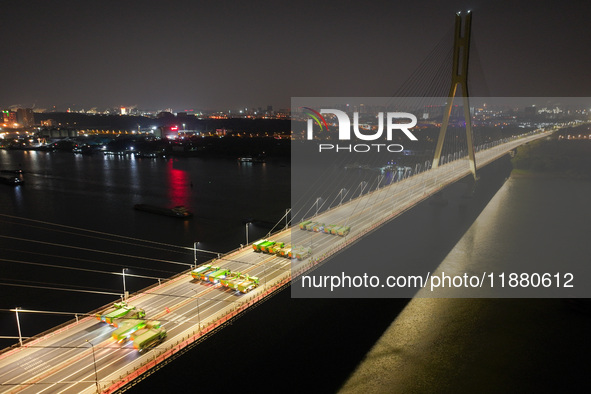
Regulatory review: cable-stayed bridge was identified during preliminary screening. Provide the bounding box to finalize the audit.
[0,12,579,393]
[0,125,554,393]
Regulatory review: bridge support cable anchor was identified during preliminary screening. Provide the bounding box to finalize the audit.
[432,11,478,180]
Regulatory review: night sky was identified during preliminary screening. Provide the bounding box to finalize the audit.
[0,0,589,111]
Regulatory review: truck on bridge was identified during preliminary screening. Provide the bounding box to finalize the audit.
[336,226,351,236]
[220,272,245,289]
[192,265,220,281]
[95,302,126,321]
[221,273,260,293]
[237,275,260,293]
[96,302,146,326]
[299,220,312,230]
[108,307,146,326]
[252,239,268,251]
[324,224,338,234]
[191,264,213,279]
[254,240,276,252]
[112,319,147,342]
[267,242,285,254]
[208,268,231,284]
[253,239,286,253]
[305,222,320,231]
[132,321,167,352]
[312,223,325,232]
[278,245,291,257]
[298,222,351,236]
[290,246,311,260]
[260,241,277,253]
[268,243,281,254]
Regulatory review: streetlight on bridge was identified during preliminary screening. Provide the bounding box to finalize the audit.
[245,221,251,245]
[86,340,100,394]
[194,241,199,269]
[122,268,128,300]
[14,307,23,346]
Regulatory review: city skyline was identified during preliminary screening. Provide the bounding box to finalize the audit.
[0,0,590,111]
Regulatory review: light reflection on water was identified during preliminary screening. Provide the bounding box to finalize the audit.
[419,176,591,298]
[167,158,190,208]
[0,149,290,257]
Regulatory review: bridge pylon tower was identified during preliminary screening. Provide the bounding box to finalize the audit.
[432,11,477,180]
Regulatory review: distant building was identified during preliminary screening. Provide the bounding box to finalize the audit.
[16,108,35,127]
[2,110,17,125]
[41,119,57,127]
[155,125,180,139]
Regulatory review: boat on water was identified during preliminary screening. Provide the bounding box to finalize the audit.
[0,176,24,186]
[134,151,162,158]
[134,204,193,218]
[237,156,266,163]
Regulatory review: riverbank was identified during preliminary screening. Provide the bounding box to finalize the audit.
[511,131,591,180]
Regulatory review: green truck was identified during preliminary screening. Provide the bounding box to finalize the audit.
[312,223,325,232]
[132,321,167,352]
[258,241,276,252]
[112,319,147,342]
[268,244,281,254]
[193,265,220,281]
[220,272,245,289]
[208,268,231,284]
[324,224,338,234]
[278,245,291,258]
[267,242,285,254]
[330,226,340,235]
[108,307,146,326]
[296,247,311,260]
[237,275,260,293]
[299,220,312,230]
[191,264,213,279]
[252,239,268,251]
[97,303,146,326]
[253,239,286,253]
[336,226,351,236]
[95,302,127,322]
[305,222,318,231]
[220,273,259,293]
[290,246,311,260]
